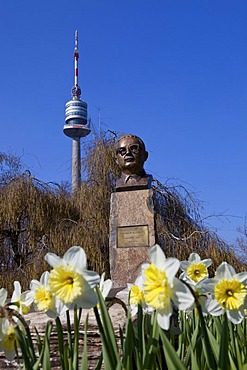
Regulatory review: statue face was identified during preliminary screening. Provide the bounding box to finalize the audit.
[115,136,148,175]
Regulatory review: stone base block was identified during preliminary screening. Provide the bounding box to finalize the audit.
[109,189,155,287]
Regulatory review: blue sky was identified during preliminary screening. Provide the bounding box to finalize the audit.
[0,1,246,246]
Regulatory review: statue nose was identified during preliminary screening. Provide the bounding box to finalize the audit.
[125,146,132,155]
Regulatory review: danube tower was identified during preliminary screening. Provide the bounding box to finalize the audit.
[63,30,91,194]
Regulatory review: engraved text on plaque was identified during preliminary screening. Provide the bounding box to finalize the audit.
[117,225,149,248]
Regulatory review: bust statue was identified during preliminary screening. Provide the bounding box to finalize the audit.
[115,134,153,191]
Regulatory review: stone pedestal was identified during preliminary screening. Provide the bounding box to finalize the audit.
[109,189,155,287]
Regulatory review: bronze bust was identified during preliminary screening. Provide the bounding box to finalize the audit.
[115,134,153,191]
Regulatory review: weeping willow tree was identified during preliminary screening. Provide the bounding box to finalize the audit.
[0,134,246,292]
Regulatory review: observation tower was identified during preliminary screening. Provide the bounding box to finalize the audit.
[63,30,91,194]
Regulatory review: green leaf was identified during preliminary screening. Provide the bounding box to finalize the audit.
[80,314,89,370]
[56,316,67,370]
[197,304,217,369]
[159,328,187,370]
[73,305,80,370]
[219,313,229,370]
[14,326,33,370]
[122,313,134,370]
[42,321,52,370]
[143,313,160,369]
[93,288,120,369]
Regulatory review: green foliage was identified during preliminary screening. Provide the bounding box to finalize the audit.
[0,133,246,292]
[12,288,247,369]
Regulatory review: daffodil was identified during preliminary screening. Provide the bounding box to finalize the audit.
[45,246,100,309]
[180,253,212,283]
[128,274,153,316]
[30,271,68,318]
[99,272,113,300]
[95,272,113,313]
[202,262,247,324]
[10,281,33,315]
[143,244,195,330]
[0,319,18,361]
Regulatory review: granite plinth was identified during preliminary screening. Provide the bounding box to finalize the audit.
[109,189,155,287]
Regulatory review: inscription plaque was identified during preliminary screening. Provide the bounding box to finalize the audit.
[117,225,149,248]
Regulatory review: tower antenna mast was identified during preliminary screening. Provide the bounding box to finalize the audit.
[63,30,91,194]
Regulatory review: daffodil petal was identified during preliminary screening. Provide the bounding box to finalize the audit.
[227,309,244,324]
[74,288,98,309]
[45,252,63,268]
[149,244,167,268]
[188,253,201,263]
[47,299,68,318]
[40,271,50,286]
[31,280,41,292]
[81,270,100,289]
[102,279,113,298]
[180,261,190,271]
[163,258,180,285]
[63,246,87,270]
[172,278,195,310]
[0,288,7,306]
[201,258,212,267]
[216,262,236,280]
[201,278,218,294]
[130,305,138,316]
[157,305,173,330]
[21,290,34,306]
[4,348,16,361]
[99,272,106,290]
[12,281,21,301]
[135,274,144,287]
[234,272,247,285]
[205,298,224,316]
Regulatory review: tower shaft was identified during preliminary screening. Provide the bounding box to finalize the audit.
[72,137,81,194]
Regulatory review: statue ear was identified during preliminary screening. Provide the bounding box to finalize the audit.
[144,151,148,161]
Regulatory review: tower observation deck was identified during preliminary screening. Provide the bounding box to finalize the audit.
[63,30,91,138]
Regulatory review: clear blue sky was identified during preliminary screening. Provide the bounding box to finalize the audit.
[0,1,246,246]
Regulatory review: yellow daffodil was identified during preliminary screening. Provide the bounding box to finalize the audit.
[202,262,247,324]
[180,253,212,284]
[128,274,153,316]
[0,319,18,361]
[142,245,194,330]
[30,271,67,318]
[45,246,100,309]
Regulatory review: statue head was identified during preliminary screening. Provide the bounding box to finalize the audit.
[115,134,148,176]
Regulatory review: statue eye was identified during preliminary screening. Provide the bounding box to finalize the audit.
[116,147,127,156]
[129,144,140,153]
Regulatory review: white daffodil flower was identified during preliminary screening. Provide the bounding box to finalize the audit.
[128,274,153,317]
[99,272,113,300]
[180,253,212,284]
[45,246,100,309]
[0,318,18,361]
[143,244,195,330]
[30,271,68,318]
[95,272,113,314]
[10,281,33,315]
[202,262,247,324]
